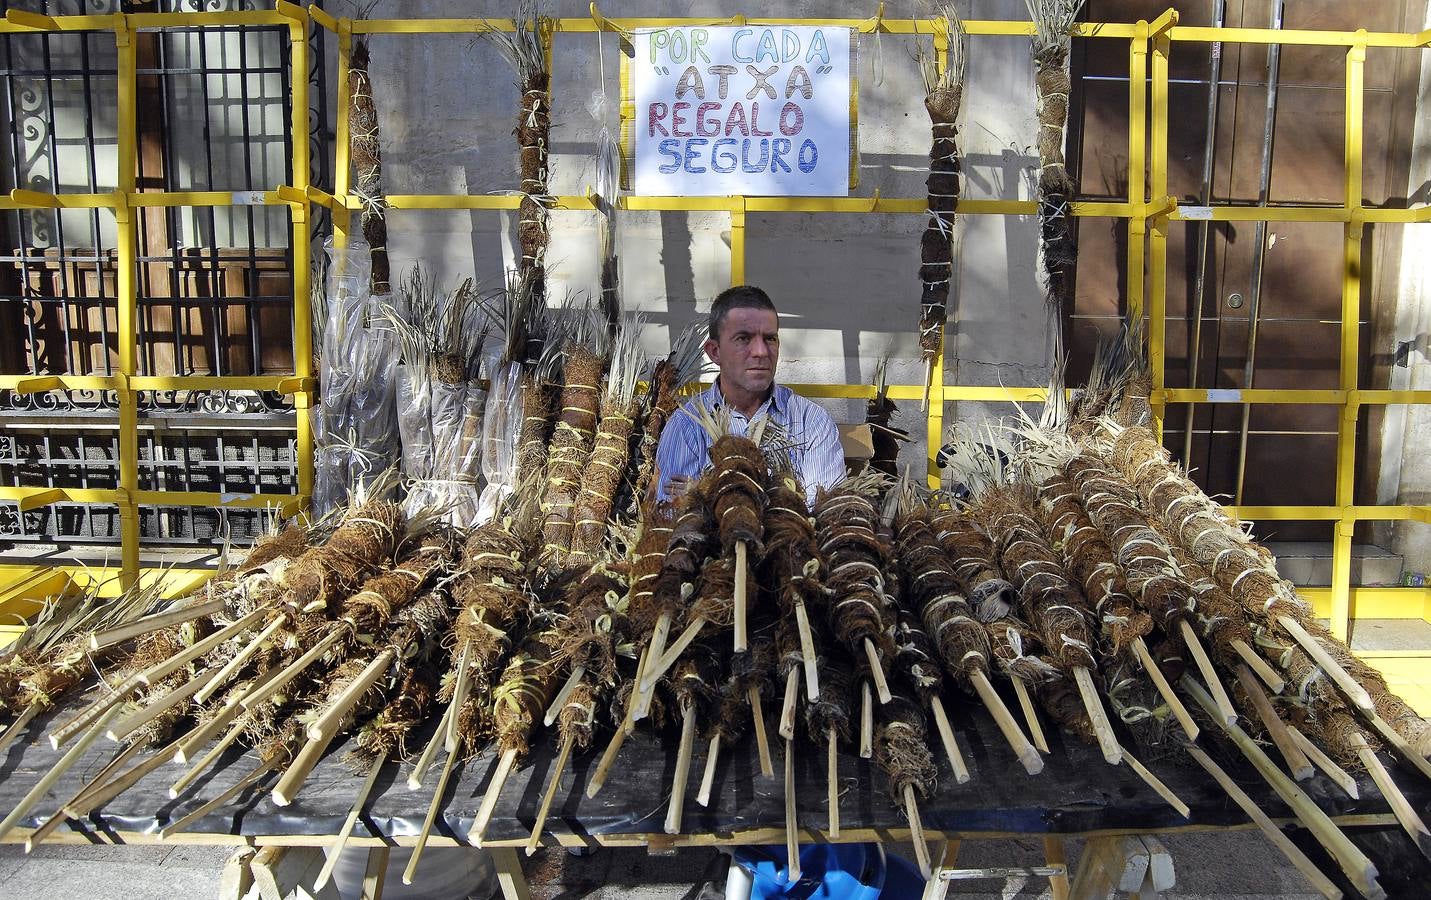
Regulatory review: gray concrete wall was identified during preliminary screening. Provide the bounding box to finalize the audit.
[366,0,1049,474]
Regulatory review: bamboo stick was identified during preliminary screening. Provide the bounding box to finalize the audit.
[0,704,121,841]
[1184,744,1343,900]
[194,614,286,705]
[929,695,971,784]
[1182,676,1384,899]
[826,726,840,838]
[469,747,518,846]
[171,717,248,799]
[863,638,892,704]
[1349,731,1431,859]
[48,674,143,749]
[139,605,272,688]
[90,597,228,651]
[1365,711,1431,782]
[526,733,575,855]
[779,667,800,741]
[588,650,646,799]
[1131,636,1199,741]
[404,741,460,883]
[1010,678,1050,754]
[1231,638,1284,694]
[921,359,933,412]
[969,669,1043,775]
[626,644,652,730]
[793,601,820,701]
[859,681,873,759]
[67,734,183,816]
[749,686,775,778]
[176,667,281,764]
[641,617,705,692]
[314,748,388,891]
[1120,744,1190,818]
[1179,620,1237,725]
[904,784,932,880]
[784,738,802,883]
[696,733,721,808]
[1276,615,1375,712]
[408,692,459,791]
[444,642,473,753]
[241,628,344,711]
[544,665,586,727]
[666,705,698,833]
[0,704,40,754]
[1233,665,1313,781]
[305,650,395,742]
[734,541,748,653]
[25,739,146,852]
[161,761,273,839]
[108,667,218,744]
[1287,726,1359,799]
[1073,666,1122,765]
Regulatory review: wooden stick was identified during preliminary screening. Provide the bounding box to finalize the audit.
[826,726,840,838]
[648,612,672,674]
[1179,620,1237,725]
[0,704,121,841]
[1365,711,1431,782]
[1182,676,1383,899]
[696,733,722,808]
[544,665,586,727]
[1231,638,1284,694]
[641,617,705,692]
[734,541,748,653]
[921,358,933,412]
[0,703,40,754]
[859,681,873,759]
[929,695,970,784]
[526,732,575,855]
[68,734,184,816]
[90,596,228,651]
[1233,664,1313,781]
[1184,744,1343,900]
[1120,744,1190,818]
[1131,636,1199,741]
[779,667,800,741]
[273,692,358,808]
[194,614,286,704]
[1073,666,1122,765]
[314,748,387,891]
[307,650,395,743]
[26,739,146,852]
[1287,726,1359,799]
[176,666,282,764]
[48,674,142,749]
[469,747,518,846]
[404,741,460,883]
[1276,615,1375,713]
[666,705,698,833]
[139,604,272,688]
[241,627,344,711]
[626,643,653,729]
[793,601,820,701]
[749,686,775,778]
[161,761,273,839]
[904,784,932,880]
[108,667,218,744]
[969,669,1043,775]
[1010,678,1050,754]
[783,738,801,883]
[1349,731,1431,859]
[408,691,459,791]
[444,642,473,753]
[171,716,249,799]
[588,652,646,800]
[863,637,892,704]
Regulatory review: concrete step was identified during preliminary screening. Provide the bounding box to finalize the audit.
[1263,541,1404,587]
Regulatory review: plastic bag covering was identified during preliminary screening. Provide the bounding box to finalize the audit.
[475,362,523,524]
[395,364,434,480]
[0,690,1411,848]
[401,371,487,529]
[313,237,401,516]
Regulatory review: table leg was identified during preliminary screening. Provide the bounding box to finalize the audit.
[922,839,960,900]
[1069,836,1148,900]
[492,846,532,900]
[1044,836,1070,900]
[361,846,389,900]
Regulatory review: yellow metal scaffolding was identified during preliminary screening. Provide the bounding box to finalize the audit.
[3,5,1430,648]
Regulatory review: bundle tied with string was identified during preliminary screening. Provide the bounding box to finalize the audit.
[930,510,1019,622]
[690,555,738,630]
[1038,472,1150,655]
[1163,540,1254,672]
[488,631,560,760]
[916,3,968,362]
[874,689,938,805]
[516,368,557,488]
[711,637,775,743]
[629,326,705,511]
[986,617,1060,686]
[710,432,769,555]
[803,647,854,744]
[894,500,990,686]
[348,37,388,295]
[348,589,453,766]
[1105,657,1182,764]
[893,611,946,704]
[1026,0,1085,311]
[541,339,608,568]
[640,484,714,638]
[281,500,406,617]
[570,326,644,563]
[627,503,675,633]
[814,479,895,664]
[451,520,533,692]
[977,485,1096,673]
[551,562,629,688]
[763,475,821,611]
[1306,618,1430,757]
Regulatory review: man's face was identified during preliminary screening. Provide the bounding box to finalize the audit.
[705,306,780,399]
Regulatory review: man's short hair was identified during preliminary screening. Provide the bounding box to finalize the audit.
[708,285,778,341]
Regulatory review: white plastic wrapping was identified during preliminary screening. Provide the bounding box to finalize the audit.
[474,361,523,524]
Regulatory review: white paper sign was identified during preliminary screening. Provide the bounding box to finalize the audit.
[632,25,851,197]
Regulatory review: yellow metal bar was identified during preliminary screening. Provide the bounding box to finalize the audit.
[332,18,353,242]
[1156,388,1345,404]
[1126,25,1148,323]
[288,11,315,512]
[1147,24,1173,433]
[1168,25,1422,49]
[3,188,117,209]
[114,17,140,592]
[1299,588,1431,623]
[927,27,949,488]
[730,199,746,285]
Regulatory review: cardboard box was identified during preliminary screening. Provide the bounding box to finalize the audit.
[839,423,875,463]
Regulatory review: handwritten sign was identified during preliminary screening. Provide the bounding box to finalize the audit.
[631,25,852,196]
